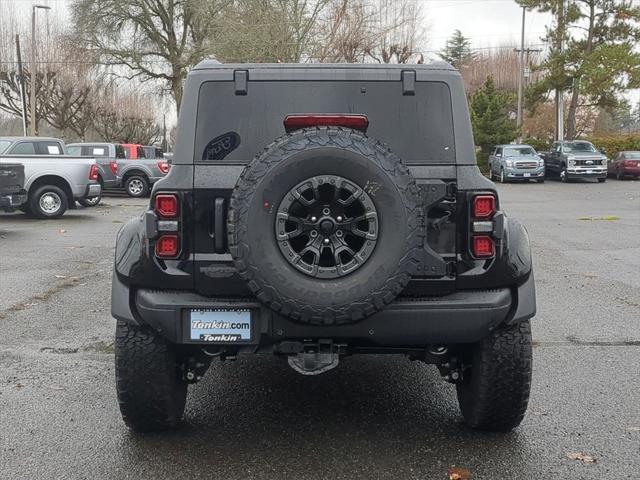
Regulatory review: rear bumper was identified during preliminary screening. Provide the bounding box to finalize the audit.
[620,166,640,176]
[112,272,536,348]
[0,190,27,210]
[83,183,102,198]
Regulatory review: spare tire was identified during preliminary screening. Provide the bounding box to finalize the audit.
[228,127,423,325]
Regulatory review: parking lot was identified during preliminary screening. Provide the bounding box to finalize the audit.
[1,179,639,479]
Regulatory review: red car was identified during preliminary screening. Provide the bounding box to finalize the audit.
[121,144,146,159]
[609,151,640,180]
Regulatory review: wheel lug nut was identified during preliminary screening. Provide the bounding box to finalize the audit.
[310,216,317,222]
[336,216,343,222]
[323,238,330,244]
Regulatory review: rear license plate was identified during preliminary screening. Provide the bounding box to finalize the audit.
[189,309,252,342]
[524,173,531,177]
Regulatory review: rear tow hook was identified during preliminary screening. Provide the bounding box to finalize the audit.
[288,339,342,376]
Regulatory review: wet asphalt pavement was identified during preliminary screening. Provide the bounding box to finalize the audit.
[1,179,639,480]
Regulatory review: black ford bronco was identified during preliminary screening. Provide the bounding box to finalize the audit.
[111,62,535,433]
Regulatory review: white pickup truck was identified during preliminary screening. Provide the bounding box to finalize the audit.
[0,136,101,218]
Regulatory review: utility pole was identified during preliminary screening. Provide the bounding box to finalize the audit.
[515,7,542,141]
[15,35,28,136]
[30,4,51,136]
[516,7,526,131]
[162,114,167,152]
[555,0,565,142]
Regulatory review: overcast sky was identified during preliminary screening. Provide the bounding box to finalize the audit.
[424,0,552,54]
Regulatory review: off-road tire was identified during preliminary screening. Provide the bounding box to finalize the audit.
[125,175,150,198]
[228,127,423,325]
[597,177,606,183]
[29,185,68,219]
[456,320,532,432]
[115,321,188,432]
[536,178,545,183]
[560,166,569,183]
[616,170,624,180]
[499,168,506,183]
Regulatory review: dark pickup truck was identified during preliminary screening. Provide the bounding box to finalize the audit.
[111,62,536,433]
[0,163,27,211]
[541,140,608,182]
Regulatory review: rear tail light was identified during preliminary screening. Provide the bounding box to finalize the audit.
[155,234,180,258]
[472,235,495,258]
[157,161,170,174]
[469,193,497,259]
[89,164,99,181]
[284,114,369,133]
[109,161,118,175]
[473,194,496,219]
[155,193,179,218]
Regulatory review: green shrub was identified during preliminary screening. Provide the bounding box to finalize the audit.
[476,151,490,175]
[586,134,640,158]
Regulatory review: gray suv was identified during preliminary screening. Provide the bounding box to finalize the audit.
[488,144,545,183]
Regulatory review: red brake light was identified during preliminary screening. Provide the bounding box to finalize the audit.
[472,235,495,258]
[89,164,99,181]
[155,234,179,258]
[109,161,118,175]
[157,161,170,174]
[284,114,369,133]
[155,194,179,218]
[473,195,496,219]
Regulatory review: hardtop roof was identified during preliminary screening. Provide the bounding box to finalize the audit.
[193,60,457,72]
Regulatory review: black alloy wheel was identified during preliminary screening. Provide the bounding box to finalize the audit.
[276,175,378,279]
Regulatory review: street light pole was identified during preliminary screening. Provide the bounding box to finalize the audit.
[555,0,565,142]
[516,6,525,131]
[30,4,51,137]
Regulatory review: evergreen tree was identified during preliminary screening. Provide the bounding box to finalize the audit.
[438,30,474,68]
[470,77,520,153]
[517,0,640,139]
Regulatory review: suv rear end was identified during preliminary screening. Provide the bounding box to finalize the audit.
[112,63,535,433]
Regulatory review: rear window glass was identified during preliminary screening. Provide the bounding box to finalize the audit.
[67,146,81,156]
[43,143,62,155]
[195,80,455,164]
[10,142,36,154]
[115,145,126,159]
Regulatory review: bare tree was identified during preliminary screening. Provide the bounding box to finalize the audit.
[462,47,543,94]
[368,0,425,64]
[311,0,426,64]
[93,87,160,144]
[213,0,329,63]
[72,0,232,110]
